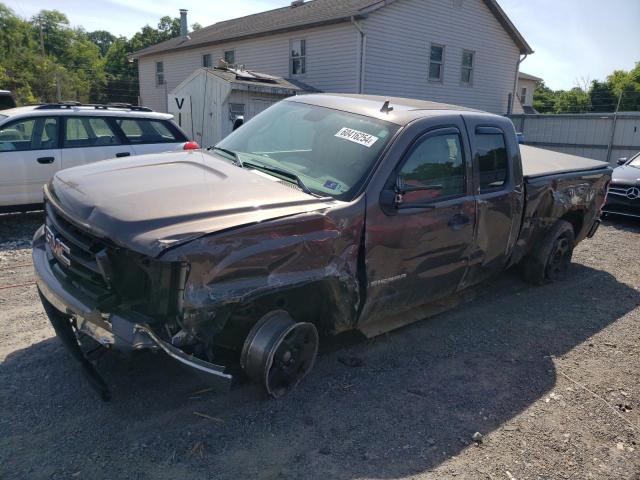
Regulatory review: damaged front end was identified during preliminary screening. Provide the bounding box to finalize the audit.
[34,196,233,399]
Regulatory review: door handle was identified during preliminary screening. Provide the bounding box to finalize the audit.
[115,152,131,158]
[448,214,471,230]
[37,157,55,164]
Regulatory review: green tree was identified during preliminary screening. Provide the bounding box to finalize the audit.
[590,80,617,112]
[533,81,557,113]
[554,87,591,113]
[87,30,116,56]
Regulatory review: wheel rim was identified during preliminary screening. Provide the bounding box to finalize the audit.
[241,312,319,398]
[264,323,318,398]
[546,235,571,280]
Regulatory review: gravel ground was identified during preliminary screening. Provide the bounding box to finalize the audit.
[0,211,638,480]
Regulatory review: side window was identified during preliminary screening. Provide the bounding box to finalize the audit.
[0,117,58,151]
[224,50,235,65]
[156,61,165,85]
[117,119,179,143]
[202,54,212,68]
[290,39,306,75]
[428,44,445,82]
[477,131,509,192]
[399,132,465,201]
[64,118,121,148]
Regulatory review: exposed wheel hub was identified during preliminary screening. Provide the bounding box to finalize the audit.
[241,311,319,398]
[546,235,571,280]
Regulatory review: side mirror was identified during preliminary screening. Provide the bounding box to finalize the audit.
[233,116,244,131]
[617,157,628,166]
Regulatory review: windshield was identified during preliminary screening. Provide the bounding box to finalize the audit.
[215,100,399,199]
[629,152,640,167]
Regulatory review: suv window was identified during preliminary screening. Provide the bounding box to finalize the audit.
[477,132,508,192]
[399,132,465,202]
[0,117,59,152]
[64,117,121,148]
[117,119,180,144]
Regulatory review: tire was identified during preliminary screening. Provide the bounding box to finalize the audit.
[520,220,575,286]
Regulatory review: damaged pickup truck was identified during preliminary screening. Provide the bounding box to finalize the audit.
[33,94,611,399]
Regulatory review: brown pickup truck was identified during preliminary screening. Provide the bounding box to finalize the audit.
[33,94,611,399]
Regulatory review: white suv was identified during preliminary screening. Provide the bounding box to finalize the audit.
[0,103,198,212]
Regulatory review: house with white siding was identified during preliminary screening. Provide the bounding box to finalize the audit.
[516,71,543,114]
[130,0,533,115]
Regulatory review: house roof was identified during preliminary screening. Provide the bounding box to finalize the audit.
[172,67,319,95]
[518,71,543,82]
[130,0,533,59]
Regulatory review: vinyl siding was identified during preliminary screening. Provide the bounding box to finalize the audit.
[138,23,360,112]
[361,0,521,114]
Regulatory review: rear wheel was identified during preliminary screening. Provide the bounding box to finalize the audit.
[521,220,575,285]
[240,310,319,398]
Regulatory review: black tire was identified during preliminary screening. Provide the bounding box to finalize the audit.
[520,220,575,286]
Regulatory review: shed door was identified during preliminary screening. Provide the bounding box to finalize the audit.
[249,99,275,120]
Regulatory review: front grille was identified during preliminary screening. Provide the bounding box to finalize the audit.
[45,202,114,303]
[608,184,639,201]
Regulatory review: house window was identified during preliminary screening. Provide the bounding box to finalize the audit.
[461,50,474,85]
[290,39,306,75]
[224,50,235,65]
[520,87,528,103]
[155,61,165,86]
[202,54,212,68]
[428,44,444,82]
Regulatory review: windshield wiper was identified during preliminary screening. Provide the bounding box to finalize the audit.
[243,161,313,195]
[210,146,243,166]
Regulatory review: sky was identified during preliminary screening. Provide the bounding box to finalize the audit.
[6,0,640,90]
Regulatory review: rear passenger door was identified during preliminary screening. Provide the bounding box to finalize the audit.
[0,116,61,207]
[115,118,186,155]
[61,117,133,169]
[461,120,524,287]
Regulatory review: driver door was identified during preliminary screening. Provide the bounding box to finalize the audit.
[360,125,476,333]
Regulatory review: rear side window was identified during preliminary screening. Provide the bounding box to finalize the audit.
[399,132,465,201]
[0,95,16,110]
[64,117,121,148]
[477,132,508,192]
[0,117,59,151]
[117,119,180,144]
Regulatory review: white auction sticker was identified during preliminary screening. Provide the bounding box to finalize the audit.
[334,127,379,148]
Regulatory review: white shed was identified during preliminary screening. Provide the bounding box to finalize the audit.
[168,66,308,148]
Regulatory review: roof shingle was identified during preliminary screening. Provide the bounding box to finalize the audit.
[131,0,532,59]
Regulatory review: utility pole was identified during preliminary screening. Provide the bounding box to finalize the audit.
[38,15,45,56]
[55,74,62,102]
[606,91,623,164]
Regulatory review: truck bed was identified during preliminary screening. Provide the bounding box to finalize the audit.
[521,145,609,178]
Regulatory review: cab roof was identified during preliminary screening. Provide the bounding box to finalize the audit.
[287,93,493,126]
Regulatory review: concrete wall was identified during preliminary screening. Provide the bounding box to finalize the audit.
[361,0,521,114]
[509,113,640,164]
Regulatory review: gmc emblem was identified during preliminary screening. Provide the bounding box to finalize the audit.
[45,225,71,267]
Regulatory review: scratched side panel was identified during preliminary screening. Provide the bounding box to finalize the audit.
[161,198,366,350]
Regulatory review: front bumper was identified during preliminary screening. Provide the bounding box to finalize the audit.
[33,226,233,395]
[603,193,640,219]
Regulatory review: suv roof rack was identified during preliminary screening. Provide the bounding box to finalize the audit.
[34,102,153,112]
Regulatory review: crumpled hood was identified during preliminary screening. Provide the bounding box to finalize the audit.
[612,164,640,185]
[47,151,333,257]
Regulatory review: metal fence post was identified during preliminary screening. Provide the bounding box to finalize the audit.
[606,92,623,164]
